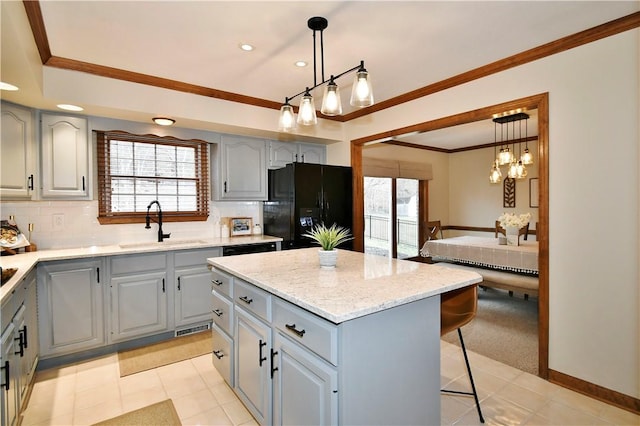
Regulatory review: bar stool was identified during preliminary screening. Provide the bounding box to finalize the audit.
[441,284,485,423]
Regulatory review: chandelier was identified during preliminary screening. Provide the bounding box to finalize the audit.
[278,17,374,132]
[489,112,532,183]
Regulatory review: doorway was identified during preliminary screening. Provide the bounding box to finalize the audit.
[364,177,419,259]
[350,93,549,378]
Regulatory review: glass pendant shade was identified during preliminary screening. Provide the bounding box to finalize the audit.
[521,148,533,165]
[507,160,518,179]
[515,161,528,179]
[320,79,342,116]
[350,67,374,107]
[489,161,502,183]
[278,103,296,132]
[297,90,317,126]
[498,147,513,166]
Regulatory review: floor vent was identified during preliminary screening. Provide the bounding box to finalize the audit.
[175,322,211,337]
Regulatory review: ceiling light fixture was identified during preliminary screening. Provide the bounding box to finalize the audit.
[152,117,175,126]
[239,43,254,51]
[489,112,531,183]
[57,104,84,112]
[0,81,19,91]
[278,16,374,132]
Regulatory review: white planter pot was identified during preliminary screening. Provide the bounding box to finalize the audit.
[318,249,338,269]
[506,226,519,246]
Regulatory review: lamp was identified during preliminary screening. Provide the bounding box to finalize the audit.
[489,112,531,183]
[278,17,374,130]
[489,122,502,183]
[152,117,175,126]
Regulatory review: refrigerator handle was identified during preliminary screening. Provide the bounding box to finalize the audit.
[316,192,321,208]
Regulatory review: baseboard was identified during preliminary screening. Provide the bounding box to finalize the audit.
[548,369,640,415]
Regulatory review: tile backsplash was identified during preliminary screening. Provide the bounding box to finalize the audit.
[0,200,262,250]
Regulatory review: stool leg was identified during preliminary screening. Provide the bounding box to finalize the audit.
[458,328,485,423]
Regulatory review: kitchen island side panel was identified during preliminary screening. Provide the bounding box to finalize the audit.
[338,295,441,425]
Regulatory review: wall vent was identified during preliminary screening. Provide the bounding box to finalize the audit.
[175,322,211,337]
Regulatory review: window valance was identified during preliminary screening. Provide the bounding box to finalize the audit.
[362,158,433,180]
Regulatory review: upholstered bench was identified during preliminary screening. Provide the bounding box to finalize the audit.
[435,261,539,299]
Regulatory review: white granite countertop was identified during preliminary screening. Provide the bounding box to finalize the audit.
[0,235,282,304]
[208,248,482,324]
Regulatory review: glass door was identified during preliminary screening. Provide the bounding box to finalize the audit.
[364,177,419,259]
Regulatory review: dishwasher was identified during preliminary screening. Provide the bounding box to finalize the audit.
[222,241,278,256]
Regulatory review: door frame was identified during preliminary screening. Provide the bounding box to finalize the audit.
[350,93,549,378]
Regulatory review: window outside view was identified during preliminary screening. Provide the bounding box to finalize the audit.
[364,177,419,259]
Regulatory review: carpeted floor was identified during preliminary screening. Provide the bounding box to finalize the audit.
[118,331,211,377]
[93,399,180,425]
[442,287,539,375]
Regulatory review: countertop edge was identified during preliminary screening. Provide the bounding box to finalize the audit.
[208,255,483,324]
[1,235,282,304]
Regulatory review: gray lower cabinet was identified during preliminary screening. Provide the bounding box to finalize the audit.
[211,268,234,386]
[272,331,338,426]
[37,259,105,357]
[1,322,18,426]
[109,253,168,343]
[175,248,221,328]
[211,266,441,425]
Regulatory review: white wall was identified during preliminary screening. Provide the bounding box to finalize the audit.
[347,31,639,398]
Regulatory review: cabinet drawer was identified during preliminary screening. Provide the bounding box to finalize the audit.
[273,298,338,366]
[211,323,233,386]
[210,269,233,299]
[234,279,271,322]
[111,253,166,275]
[175,248,221,268]
[212,291,233,335]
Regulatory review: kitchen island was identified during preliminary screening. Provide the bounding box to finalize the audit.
[208,248,482,425]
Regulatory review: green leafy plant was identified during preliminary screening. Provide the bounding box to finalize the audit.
[303,223,353,251]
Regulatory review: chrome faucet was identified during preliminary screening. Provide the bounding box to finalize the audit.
[145,200,171,242]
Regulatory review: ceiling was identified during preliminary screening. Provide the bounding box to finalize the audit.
[1,1,638,149]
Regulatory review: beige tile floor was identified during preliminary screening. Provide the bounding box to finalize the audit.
[21,340,639,426]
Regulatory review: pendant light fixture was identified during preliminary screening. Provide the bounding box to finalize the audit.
[490,112,531,183]
[520,117,533,165]
[278,17,374,131]
[489,122,503,183]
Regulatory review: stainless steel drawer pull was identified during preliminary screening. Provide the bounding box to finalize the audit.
[213,350,224,359]
[285,323,306,338]
[212,309,223,317]
[239,296,253,304]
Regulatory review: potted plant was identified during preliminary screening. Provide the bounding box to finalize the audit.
[303,223,353,268]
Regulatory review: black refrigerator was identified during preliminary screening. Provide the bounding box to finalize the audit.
[263,163,353,250]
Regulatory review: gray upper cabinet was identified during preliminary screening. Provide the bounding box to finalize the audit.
[40,112,90,199]
[1,102,36,199]
[217,135,267,200]
[269,141,326,169]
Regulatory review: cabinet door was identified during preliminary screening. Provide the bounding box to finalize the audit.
[23,270,38,387]
[269,141,297,169]
[272,332,338,426]
[175,266,214,327]
[297,143,326,165]
[235,306,271,425]
[37,260,104,357]
[219,136,267,200]
[12,306,27,406]
[1,102,36,199]
[40,113,89,198]
[1,324,18,426]
[110,272,168,342]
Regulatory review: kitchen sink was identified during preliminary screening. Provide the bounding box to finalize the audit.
[118,239,207,249]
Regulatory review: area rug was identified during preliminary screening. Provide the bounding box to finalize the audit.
[93,399,180,425]
[442,287,539,375]
[118,331,211,377]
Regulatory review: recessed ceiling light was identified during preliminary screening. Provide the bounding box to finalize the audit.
[0,81,19,91]
[152,117,175,126]
[295,61,307,67]
[57,104,84,112]
[239,43,254,51]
